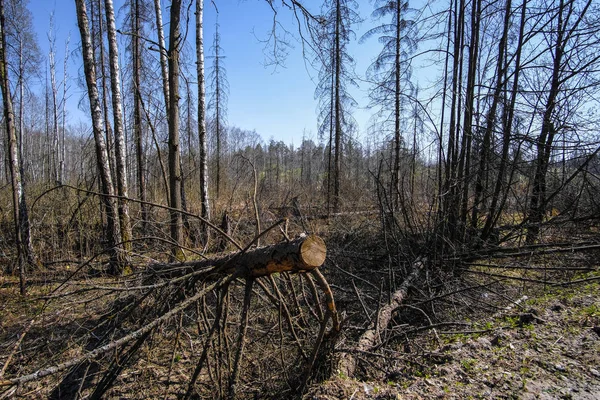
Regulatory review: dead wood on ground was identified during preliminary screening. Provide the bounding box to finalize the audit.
[336,258,426,378]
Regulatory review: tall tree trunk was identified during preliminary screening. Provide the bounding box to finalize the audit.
[457,0,480,239]
[74,0,123,273]
[481,0,527,241]
[526,0,569,244]
[327,44,334,215]
[48,17,60,183]
[443,0,465,241]
[132,0,148,230]
[392,0,402,210]
[1,0,26,294]
[153,0,170,114]
[96,0,116,182]
[471,0,511,231]
[436,3,452,217]
[215,35,222,201]
[333,0,342,213]
[104,0,133,261]
[168,0,184,259]
[17,34,35,269]
[196,0,210,235]
[60,36,70,183]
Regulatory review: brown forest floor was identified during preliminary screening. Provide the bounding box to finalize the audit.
[1,221,599,399]
[306,278,600,399]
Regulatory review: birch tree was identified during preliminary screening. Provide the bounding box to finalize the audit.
[74,0,123,273]
[103,0,133,258]
[196,0,210,234]
[4,0,39,271]
[0,0,26,293]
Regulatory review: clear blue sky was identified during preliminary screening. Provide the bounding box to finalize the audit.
[27,0,409,146]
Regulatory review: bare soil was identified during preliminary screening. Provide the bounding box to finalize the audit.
[305,274,600,399]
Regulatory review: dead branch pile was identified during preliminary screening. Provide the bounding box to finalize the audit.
[0,235,340,399]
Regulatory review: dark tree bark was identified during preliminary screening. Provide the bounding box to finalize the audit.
[481,0,528,241]
[132,0,148,230]
[457,0,480,238]
[471,0,512,232]
[167,0,184,259]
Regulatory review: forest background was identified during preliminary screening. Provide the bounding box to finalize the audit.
[1,0,599,398]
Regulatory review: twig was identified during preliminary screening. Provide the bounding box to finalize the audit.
[228,278,254,399]
[0,274,236,388]
[352,279,372,324]
[309,269,340,332]
[258,277,308,360]
[304,273,323,322]
[552,275,600,286]
[336,258,425,377]
[183,284,229,399]
[464,269,558,284]
[0,318,35,378]
[163,312,184,400]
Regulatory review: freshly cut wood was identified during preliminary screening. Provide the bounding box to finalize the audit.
[148,235,327,279]
[337,258,425,377]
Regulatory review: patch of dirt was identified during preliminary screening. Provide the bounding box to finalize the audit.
[306,281,600,399]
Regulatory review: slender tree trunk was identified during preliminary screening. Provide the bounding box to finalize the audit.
[96,0,116,182]
[436,3,452,217]
[526,0,568,244]
[473,0,511,233]
[457,0,480,239]
[17,36,35,268]
[333,0,342,213]
[44,67,50,181]
[48,18,60,183]
[482,0,527,240]
[1,0,25,294]
[168,0,184,259]
[392,0,402,210]
[215,39,221,200]
[104,0,133,261]
[196,0,210,234]
[443,0,464,241]
[74,0,122,273]
[89,0,107,230]
[153,0,170,114]
[60,36,70,183]
[327,44,334,215]
[132,0,148,229]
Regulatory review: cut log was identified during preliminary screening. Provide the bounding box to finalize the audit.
[147,234,327,280]
[336,258,425,377]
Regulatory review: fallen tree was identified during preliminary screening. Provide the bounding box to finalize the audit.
[1,234,339,399]
[336,258,426,377]
[146,234,327,280]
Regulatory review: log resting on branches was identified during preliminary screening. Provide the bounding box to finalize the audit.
[337,258,425,377]
[0,236,329,389]
[147,235,327,280]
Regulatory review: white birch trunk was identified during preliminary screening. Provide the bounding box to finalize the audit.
[104,0,132,255]
[196,0,210,230]
[74,0,123,273]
